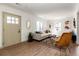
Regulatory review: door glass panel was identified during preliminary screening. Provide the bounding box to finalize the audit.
[15,18,19,24]
[16,21,19,24]
[16,18,18,21]
[12,17,15,24]
[7,16,11,24]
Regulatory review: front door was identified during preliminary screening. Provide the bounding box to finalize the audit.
[3,12,21,47]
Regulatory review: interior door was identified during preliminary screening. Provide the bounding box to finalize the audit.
[3,12,21,47]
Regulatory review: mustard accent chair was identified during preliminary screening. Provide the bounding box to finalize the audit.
[55,32,72,48]
[55,32,72,55]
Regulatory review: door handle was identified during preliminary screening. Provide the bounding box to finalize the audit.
[18,29,21,33]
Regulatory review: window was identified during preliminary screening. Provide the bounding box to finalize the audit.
[36,21,43,32]
[52,23,61,36]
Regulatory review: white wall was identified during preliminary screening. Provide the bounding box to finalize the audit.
[0,4,43,48]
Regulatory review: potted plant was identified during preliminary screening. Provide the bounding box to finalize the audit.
[28,32,33,42]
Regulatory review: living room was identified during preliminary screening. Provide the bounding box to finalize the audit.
[0,3,78,56]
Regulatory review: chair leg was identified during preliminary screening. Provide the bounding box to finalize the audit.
[59,47,71,56]
[60,48,62,56]
[67,47,71,55]
[65,48,71,56]
[61,48,67,56]
[65,48,67,56]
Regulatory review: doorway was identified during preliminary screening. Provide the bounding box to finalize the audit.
[3,12,21,47]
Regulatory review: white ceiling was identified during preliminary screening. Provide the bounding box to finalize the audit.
[5,3,77,20]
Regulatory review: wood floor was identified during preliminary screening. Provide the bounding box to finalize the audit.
[0,40,79,56]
